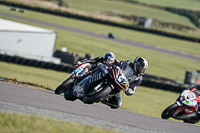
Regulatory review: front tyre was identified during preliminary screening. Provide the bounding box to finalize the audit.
[161,103,179,119]
[55,78,73,94]
[83,86,112,104]
[64,83,77,101]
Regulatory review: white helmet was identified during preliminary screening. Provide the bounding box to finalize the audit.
[104,52,115,65]
[133,57,148,75]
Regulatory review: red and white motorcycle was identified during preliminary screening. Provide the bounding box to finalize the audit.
[161,88,200,124]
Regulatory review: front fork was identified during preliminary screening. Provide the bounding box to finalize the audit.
[172,101,184,117]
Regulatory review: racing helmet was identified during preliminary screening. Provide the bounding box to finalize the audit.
[133,57,148,75]
[104,52,115,65]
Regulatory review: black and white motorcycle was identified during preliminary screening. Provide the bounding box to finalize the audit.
[55,62,128,104]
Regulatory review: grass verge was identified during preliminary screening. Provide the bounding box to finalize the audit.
[0,112,122,133]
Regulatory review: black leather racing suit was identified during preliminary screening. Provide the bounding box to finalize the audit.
[104,60,143,109]
[81,57,143,109]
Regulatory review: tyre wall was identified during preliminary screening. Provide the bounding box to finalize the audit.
[141,79,186,93]
[0,54,73,73]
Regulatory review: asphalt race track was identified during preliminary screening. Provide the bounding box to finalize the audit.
[0,12,200,61]
[1,80,200,133]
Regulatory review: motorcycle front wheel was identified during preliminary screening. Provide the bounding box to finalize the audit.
[64,83,77,101]
[83,86,112,104]
[161,103,179,119]
[55,78,73,94]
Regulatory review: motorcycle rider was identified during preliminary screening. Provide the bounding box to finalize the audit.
[76,52,148,109]
[74,52,121,81]
[186,85,200,113]
[102,56,148,109]
[183,85,200,123]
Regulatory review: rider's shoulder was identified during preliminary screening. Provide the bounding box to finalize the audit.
[95,56,104,61]
[125,60,132,64]
[95,56,103,59]
[121,60,131,64]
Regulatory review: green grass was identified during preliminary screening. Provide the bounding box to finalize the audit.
[0,62,68,89]
[0,5,199,54]
[0,112,122,133]
[0,5,200,54]
[135,0,200,10]
[0,5,200,83]
[64,0,196,28]
[121,85,177,118]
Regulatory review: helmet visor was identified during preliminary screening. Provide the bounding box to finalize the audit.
[133,57,148,75]
[136,62,146,74]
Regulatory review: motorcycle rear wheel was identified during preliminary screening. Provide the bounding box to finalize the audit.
[55,78,73,94]
[83,86,112,104]
[161,103,179,119]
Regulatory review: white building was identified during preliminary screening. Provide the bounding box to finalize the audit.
[0,18,60,63]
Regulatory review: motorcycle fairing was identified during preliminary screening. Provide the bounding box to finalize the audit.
[81,69,109,97]
[109,67,128,90]
[88,69,108,83]
[180,90,198,107]
[182,100,198,108]
[69,63,91,79]
[173,106,184,117]
[73,76,91,98]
